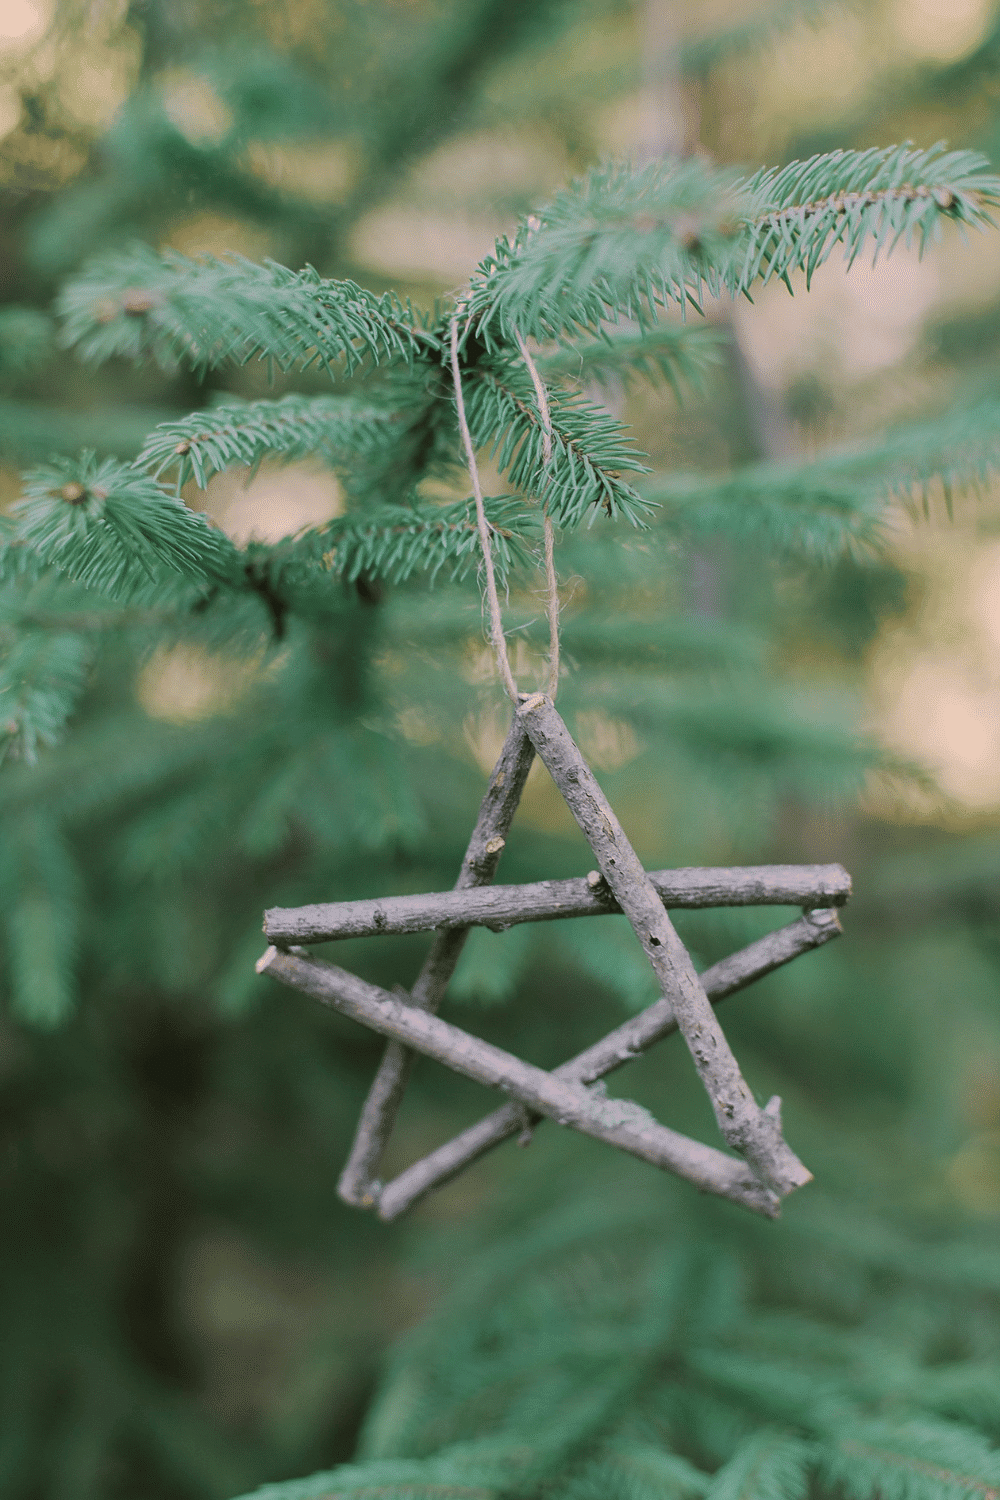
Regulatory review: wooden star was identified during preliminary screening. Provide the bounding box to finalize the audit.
[258,695,850,1220]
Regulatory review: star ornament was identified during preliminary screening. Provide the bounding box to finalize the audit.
[257,694,850,1221]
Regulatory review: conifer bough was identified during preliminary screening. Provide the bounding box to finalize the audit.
[6,144,996,612]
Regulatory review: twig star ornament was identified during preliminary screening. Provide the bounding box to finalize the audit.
[256,321,851,1221]
[258,699,850,1220]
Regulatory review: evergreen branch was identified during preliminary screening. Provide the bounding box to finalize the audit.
[705,1432,813,1500]
[228,1456,502,1500]
[644,397,1000,558]
[645,467,890,560]
[465,147,1000,344]
[539,323,725,398]
[822,1419,1000,1500]
[733,144,1000,292]
[305,496,538,587]
[137,394,406,489]
[13,453,239,602]
[463,357,652,526]
[0,624,94,765]
[59,245,439,378]
[465,157,741,343]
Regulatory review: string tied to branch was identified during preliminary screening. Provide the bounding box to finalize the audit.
[449,313,562,703]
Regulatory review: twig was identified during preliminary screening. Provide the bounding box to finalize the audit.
[514,327,560,699]
[517,693,812,1198]
[450,314,519,702]
[257,945,781,1217]
[377,908,841,1220]
[264,863,851,945]
[337,714,535,1207]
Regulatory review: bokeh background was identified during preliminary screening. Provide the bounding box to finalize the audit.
[4,2,1000,1497]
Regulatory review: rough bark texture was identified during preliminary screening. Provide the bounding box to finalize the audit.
[337,715,535,1206]
[517,694,812,1198]
[257,945,781,1217]
[264,864,851,945]
[377,908,840,1219]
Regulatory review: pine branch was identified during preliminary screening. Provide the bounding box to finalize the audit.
[465,147,1000,344]
[539,322,725,398]
[705,1432,813,1500]
[465,156,741,344]
[59,245,439,378]
[137,393,407,489]
[0,621,94,765]
[13,453,239,603]
[301,495,538,587]
[462,355,653,526]
[821,1418,1000,1500]
[733,144,1000,293]
[643,396,1000,558]
[219,1455,504,1500]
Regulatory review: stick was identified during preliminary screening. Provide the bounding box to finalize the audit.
[257,945,780,1217]
[337,714,536,1206]
[264,863,850,945]
[517,693,811,1198]
[450,315,519,703]
[377,908,840,1220]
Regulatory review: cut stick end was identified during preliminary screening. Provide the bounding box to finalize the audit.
[255,945,278,975]
[338,1174,382,1210]
[517,692,547,715]
[805,906,842,935]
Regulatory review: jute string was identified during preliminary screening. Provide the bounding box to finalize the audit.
[514,327,559,700]
[449,313,560,704]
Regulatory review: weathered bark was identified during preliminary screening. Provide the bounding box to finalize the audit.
[257,945,781,1217]
[377,908,840,1219]
[337,715,535,1206]
[516,694,812,1198]
[264,864,850,945]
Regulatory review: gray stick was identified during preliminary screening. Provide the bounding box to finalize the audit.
[337,715,535,1206]
[517,694,811,1198]
[377,908,840,1220]
[264,864,851,945]
[257,945,781,1218]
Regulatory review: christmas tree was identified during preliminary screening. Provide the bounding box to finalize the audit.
[5,4,1000,1499]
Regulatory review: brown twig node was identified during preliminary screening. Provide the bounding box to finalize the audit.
[260,699,848,1220]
